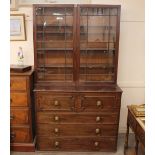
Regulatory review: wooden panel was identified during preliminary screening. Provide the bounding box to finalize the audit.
[10,108,29,125]
[10,76,27,91]
[81,95,119,111]
[10,127,32,143]
[37,136,117,151]
[36,94,74,111]
[37,112,118,124]
[10,92,28,107]
[37,124,118,137]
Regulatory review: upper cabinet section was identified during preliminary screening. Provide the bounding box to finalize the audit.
[33,4,121,85]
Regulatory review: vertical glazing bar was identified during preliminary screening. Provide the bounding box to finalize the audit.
[64,8,67,81]
[86,7,88,81]
[43,7,45,80]
[107,8,111,81]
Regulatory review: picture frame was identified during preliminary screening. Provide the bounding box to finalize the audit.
[10,0,18,11]
[10,14,26,41]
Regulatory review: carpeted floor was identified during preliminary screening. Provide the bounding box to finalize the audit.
[11,134,136,155]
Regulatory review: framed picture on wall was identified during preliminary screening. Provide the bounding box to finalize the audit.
[10,14,26,41]
[10,0,18,10]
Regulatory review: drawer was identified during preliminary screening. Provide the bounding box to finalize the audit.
[10,108,29,125]
[10,126,32,143]
[81,95,119,112]
[136,123,145,146]
[128,110,137,132]
[10,76,27,91]
[10,92,28,107]
[37,112,118,124]
[37,124,118,137]
[37,136,117,151]
[36,94,74,111]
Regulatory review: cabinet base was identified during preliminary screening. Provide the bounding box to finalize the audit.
[11,138,36,152]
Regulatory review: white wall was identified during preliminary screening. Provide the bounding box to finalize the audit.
[10,0,145,132]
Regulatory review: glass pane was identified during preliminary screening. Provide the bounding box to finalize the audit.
[36,7,74,82]
[79,7,115,82]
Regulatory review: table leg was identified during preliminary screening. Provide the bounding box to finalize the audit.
[135,136,139,155]
[124,122,129,149]
[124,122,129,155]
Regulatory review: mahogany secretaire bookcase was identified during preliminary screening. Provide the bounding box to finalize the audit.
[33,4,122,151]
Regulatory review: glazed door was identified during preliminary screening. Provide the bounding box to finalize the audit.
[34,5,75,82]
[78,5,120,83]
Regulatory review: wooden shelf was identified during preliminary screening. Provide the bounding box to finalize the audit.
[37,24,73,27]
[37,48,73,51]
[37,31,73,34]
[37,64,73,68]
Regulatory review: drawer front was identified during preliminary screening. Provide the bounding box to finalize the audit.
[10,76,27,91]
[136,123,145,146]
[37,112,118,124]
[10,92,28,107]
[10,108,29,125]
[36,94,74,111]
[81,95,118,112]
[37,124,118,137]
[37,136,117,151]
[128,110,137,132]
[10,127,32,143]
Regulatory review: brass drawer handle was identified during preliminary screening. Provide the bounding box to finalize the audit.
[96,116,101,122]
[96,100,102,107]
[95,128,100,134]
[94,141,99,147]
[54,100,59,106]
[10,99,12,104]
[10,115,14,120]
[54,128,59,133]
[54,116,59,121]
[54,141,59,147]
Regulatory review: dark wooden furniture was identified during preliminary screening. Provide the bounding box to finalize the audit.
[124,106,145,155]
[10,70,35,151]
[33,4,122,152]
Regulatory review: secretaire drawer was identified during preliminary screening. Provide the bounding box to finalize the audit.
[81,95,118,111]
[10,76,27,91]
[37,112,118,124]
[37,124,118,137]
[10,108,29,125]
[10,92,28,107]
[37,136,117,151]
[36,94,74,111]
[10,126,32,143]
